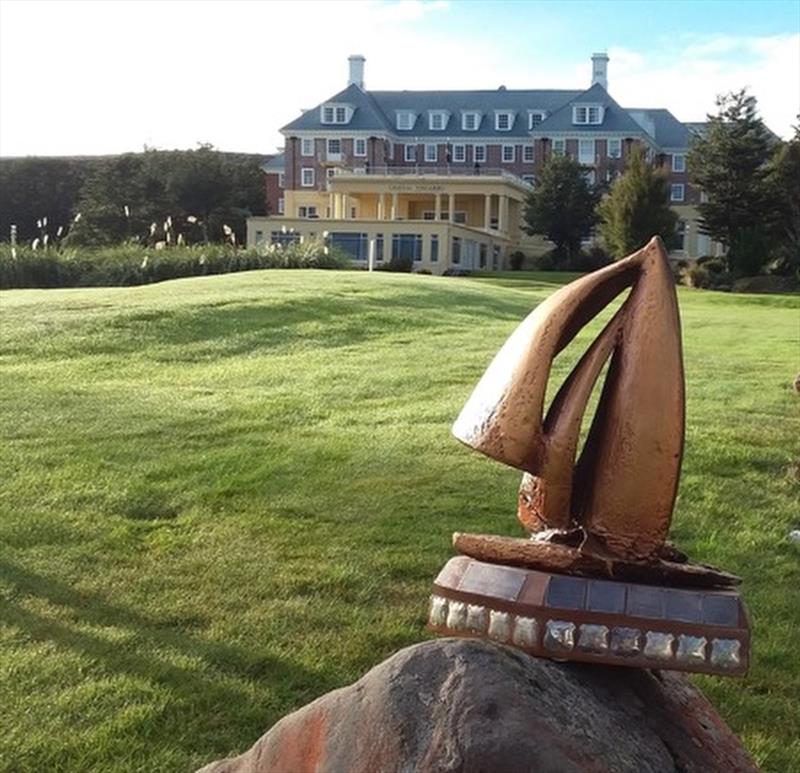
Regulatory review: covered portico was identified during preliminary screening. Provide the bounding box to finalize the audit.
[325,169,529,237]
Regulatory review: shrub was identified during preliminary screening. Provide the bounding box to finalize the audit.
[385,254,414,273]
[685,265,711,288]
[530,251,556,271]
[509,251,525,270]
[0,239,347,289]
[572,247,612,272]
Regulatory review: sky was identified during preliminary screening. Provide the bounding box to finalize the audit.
[0,0,798,157]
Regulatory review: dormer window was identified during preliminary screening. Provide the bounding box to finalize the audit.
[321,103,352,124]
[428,110,449,131]
[396,111,416,130]
[573,105,603,125]
[462,111,481,131]
[495,111,514,131]
[528,111,546,129]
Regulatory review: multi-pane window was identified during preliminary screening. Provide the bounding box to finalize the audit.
[321,104,350,124]
[495,112,513,131]
[301,138,314,156]
[522,175,535,185]
[573,105,602,125]
[270,230,298,246]
[405,144,416,162]
[462,112,480,131]
[297,206,317,218]
[424,144,438,162]
[672,154,686,172]
[473,144,486,163]
[552,138,566,156]
[430,235,439,262]
[397,112,415,130]
[278,173,285,188]
[451,236,462,264]
[301,168,315,187]
[676,221,687,251]
[391,233,422,261]
[429,111,447,130]
[354,138,367,156]
[277,198,285,214]
[453,144,466,162]
[607,138,622,159]
[671,184,685,202]
[502,145,515,163]
[528,111,545,129]
[579,139,595,165]
[330,232,369,260]
[376,234,384,262]
[327,138,341,157]
[523,144,534,162]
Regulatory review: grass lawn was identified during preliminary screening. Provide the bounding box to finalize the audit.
[1,269,798,772]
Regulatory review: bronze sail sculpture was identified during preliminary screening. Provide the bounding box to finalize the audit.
[429,237,750,677]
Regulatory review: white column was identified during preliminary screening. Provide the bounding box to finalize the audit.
[435,193,442,220]
[448,192,455,222]
[484,194,492,229]
[498,195,508,233]
[329,193,335,219]
[391,192,398,220]
[368,237,375,272]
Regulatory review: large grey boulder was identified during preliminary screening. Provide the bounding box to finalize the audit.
[199,638,757,773]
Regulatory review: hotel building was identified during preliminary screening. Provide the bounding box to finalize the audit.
[247,54,718,272]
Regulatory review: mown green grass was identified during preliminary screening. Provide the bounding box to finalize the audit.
[1,269,798,772]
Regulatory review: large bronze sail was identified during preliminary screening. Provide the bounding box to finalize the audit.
[452,236,684,561]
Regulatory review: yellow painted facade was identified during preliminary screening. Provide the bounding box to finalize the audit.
[248,171,530,273]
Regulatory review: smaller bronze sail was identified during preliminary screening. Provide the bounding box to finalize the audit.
[452,237,684,562]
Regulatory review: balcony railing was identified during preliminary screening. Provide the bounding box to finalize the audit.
[330,165,531,185]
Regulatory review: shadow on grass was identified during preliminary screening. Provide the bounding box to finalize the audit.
[0,557,336,719]
[68,285,535,362]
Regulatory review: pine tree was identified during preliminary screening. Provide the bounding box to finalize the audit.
[522,154,597,261]
[764,121,800,275]
[598,146,677,259]
[688,89,775,273]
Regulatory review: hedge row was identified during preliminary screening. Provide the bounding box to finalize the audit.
[0,241,348,289]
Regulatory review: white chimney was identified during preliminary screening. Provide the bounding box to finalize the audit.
[348,55,365,89]
[591,52,609,90]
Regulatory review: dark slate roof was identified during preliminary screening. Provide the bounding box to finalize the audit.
[532,83,645,135]
[626,109,692,149]
[282,84,390,133]
[369,89,582,138]
[282,86,583,138]
[261,153,285,172]
[280,81,707,149]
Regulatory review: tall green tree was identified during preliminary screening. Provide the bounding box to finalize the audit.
[0,157,101,242]
[764,121,800,275]
[69,147,267,246]
[598,146,677,258]
[523,154,597,260]
[688,89,775,274]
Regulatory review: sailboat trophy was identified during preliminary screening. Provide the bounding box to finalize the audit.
[428,237,750,677]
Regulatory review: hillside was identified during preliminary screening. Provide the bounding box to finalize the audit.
[1,270,798,772]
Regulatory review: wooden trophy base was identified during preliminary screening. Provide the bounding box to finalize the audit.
[428,555,750,677]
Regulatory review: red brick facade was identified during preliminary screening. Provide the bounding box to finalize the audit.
[282,136,695,197]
